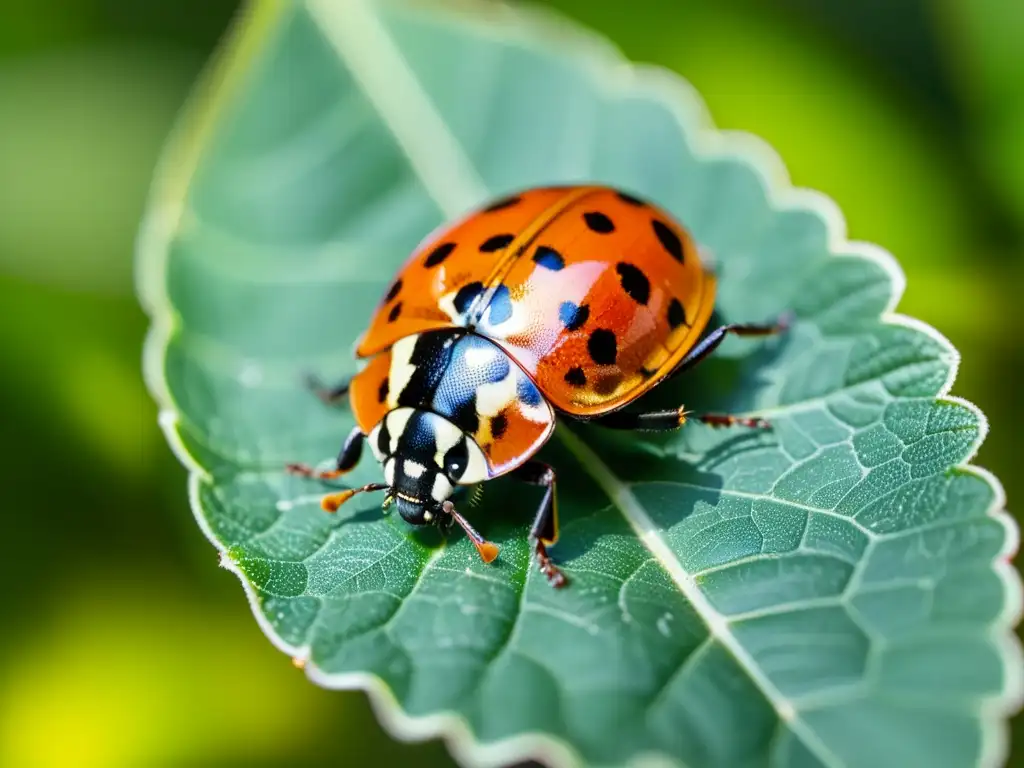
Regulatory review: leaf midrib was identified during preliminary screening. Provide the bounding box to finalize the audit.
[556,427,845,764]
[303,1,846,765]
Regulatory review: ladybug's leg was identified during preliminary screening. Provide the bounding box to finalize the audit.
[510,461,567,588]
[286,426,364,480]
[305,373,351,406]
[587,408,769,431]
[441,500,500,564]
[586,315,790,432]
[666,313,791,381]
[317,482,389,513]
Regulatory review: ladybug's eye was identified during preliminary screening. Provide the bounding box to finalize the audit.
[442,438,469,479]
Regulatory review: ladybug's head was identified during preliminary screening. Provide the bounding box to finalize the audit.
[368,407,489,527]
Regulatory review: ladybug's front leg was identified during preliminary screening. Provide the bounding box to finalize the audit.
[441,500,500,564]
[510,461,567,588]
[287,425,365,480]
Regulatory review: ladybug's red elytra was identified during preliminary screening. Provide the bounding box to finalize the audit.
[287,185,788,587]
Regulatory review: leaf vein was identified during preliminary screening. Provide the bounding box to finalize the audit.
[557,426,848,768]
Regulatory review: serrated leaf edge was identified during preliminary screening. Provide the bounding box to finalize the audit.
[135,1,1023,767]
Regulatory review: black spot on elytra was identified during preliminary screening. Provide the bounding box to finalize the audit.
[617,191,645,206]
[667,298,687,329]
[385,279,402,302]
[483,195,521,212]
[583,211,615,233]
[453,281,484,316]
[491,412,508,439]
[559,301,589,331]
[652,219,684,262]
[564,367,587,387]
[616,262,650,305]
[587,329,617,365]
[565,368,589,387]
[387,302,402,322]
[377,378,389,403]
[480,233,515,252]
[639,366,656,379]
[532,245,564,271]
[424,242,456,267]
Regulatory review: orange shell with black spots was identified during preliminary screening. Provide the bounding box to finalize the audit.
[356,185,716,416]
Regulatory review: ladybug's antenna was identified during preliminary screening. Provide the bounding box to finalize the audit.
[320,483,389,513]
[442,500,499,563]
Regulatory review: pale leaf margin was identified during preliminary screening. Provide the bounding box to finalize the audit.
[135,1,1024,767]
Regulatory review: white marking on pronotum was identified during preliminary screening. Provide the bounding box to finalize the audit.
[475,366,517,417]
[431,474,453,501]
[459,436,490,485]
[385,408,414,454]
[388,335,418,400]
[367,424,384,461]
[463,343,497,368]
[403,460,426,479]
[432,421,462,467]
[383,458,396,486]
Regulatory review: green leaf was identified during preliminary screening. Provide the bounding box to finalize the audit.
[137,1,1022,766]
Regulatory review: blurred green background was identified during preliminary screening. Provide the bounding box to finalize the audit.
[1,0,1021,765]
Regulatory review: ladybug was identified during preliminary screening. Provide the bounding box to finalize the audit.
[288,185,787,587]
